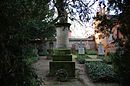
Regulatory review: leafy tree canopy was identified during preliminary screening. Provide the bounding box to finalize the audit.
[0,0,55,86]
[107,0,130,86]
[49,0,98,23]
[0,0,56,42]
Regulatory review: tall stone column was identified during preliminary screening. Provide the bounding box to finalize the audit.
[55,23,71,49]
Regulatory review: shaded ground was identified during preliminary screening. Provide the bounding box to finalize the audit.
[33,56,85,86]
[33,56,119,86]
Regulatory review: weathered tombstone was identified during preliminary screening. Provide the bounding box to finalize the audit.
[78,41,85,54]
[98,42,105,56]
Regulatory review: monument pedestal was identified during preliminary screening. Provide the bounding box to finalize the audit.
[49,23,75,81]
[55,23,71,49]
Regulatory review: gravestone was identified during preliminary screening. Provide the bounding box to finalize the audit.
[78,41,85,54]
[98,42,105,56]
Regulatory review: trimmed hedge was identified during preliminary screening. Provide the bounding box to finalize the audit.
[77,54,90,64]
[52,55,72,61]
[86,50,97,55]
[54,49,71,55]
[49,61,75,77]
[85,61,118,82]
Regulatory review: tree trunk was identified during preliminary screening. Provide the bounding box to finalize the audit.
[56,0,68,23]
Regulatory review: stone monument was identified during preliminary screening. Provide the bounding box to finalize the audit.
[49,23,75,81]
[55,23,71,48]
[78,41,85,54]
[98,42,105,56]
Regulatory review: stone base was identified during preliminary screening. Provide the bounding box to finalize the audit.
[49,61,75,77]
[52,55,72,61]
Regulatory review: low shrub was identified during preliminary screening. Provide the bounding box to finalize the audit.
[77,54,90,64]
[86,50,97,55]
[87,55,97,59]
[38,48,47,56]
[0,45,42,86]
[103,53,115,64]
[85,61,118,82]
[54,49,71,55]
[26,48,39,64]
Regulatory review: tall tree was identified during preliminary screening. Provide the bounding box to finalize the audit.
[0,0,55,86]
[108,0,130,86]
[50,0,98,23]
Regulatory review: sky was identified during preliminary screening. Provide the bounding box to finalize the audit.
[68,0,117,38]
[50,0,110,38]
[68,0,102,38]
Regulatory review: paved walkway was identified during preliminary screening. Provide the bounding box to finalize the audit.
[33,56,119,86]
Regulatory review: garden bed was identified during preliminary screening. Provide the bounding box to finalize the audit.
[85,61,118,82]
[86,50,97,55]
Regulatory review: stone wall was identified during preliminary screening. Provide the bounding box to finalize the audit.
[48,37,96,50]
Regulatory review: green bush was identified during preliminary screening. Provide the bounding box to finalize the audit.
[77,54,90,64]
[85,61,118,82]
[26,47,39,64]
[86,50,97,55]
[0,46,42,86]
[27,56,39,64]
[103,53,115,64]
[112,47,130,86]
[77,55,85,64]
[38,49,47,56]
